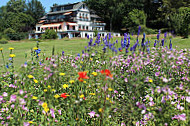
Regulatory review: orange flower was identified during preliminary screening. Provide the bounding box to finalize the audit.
[78,72,89,82]
[100,69,113,78]
[61,93,68,99]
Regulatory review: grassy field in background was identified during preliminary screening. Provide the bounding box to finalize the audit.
[0,35,190,69]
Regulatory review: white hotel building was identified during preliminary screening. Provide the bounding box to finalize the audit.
[29,2,109,39]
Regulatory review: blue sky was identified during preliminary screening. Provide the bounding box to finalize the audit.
[0,0,82,12]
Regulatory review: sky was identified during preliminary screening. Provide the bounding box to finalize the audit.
[0,0,82,12]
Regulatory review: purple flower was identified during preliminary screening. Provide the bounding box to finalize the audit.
[137,26,141,36]
[88,111,96,118]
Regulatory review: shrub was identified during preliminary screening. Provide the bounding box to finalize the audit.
[94,30,98,37]
[169,7,190,38]
[42,29,58,39]
[6,32,27,40]
[4,28,16,34]
[0,38,8,44]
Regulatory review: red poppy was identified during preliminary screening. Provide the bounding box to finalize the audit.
[119,50,122,52]
[61,93,67,99]
[46,57,48,60]
[78,72,89,82]
[100,69,113,78]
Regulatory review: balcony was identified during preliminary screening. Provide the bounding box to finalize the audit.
[91,22,106,26]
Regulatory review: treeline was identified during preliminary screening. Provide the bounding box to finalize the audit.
[85,0,190,38]
[0,0,190,41]
[0,0,45,40]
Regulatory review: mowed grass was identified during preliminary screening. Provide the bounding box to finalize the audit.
[0,38,89,69]
[0,35,190,69]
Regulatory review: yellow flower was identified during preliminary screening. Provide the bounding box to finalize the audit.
[32,96,38,100]
[106,97,109,100]
[9,47,14,50]
[44,107,49,112]
[44,89,47,92]
[59,73,65,76]
[54,94,60,99]
[33,79,38,83]
[63,84,68,89]
[91,72,97,76]
[90,58,93,61]
[98,108,103,113]
[89,93,95,95]
[79,94,84,98]
[80,61,83,64]
[48,85,51,88]
[0,48,3,51]
[69,80,75,84]
[109,100,113,104]
[42,102,48,108]
[33,47,38,50]
[27,75,33,79]
[52,89,55,92]
[108,88,113,91]
[9,54,16,58]
[83,81,86,83]
[28,121,33,124]
[149,79,153,83]
[80,66,82,68]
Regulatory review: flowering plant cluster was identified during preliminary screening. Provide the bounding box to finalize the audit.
[0,29,189,125]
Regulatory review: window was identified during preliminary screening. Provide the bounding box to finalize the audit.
[73,26,75,30]
[79,25,81,29]
[67,25,70,30]
[86,26,88,30]
[37,27,40,31]
[83,26,85,30]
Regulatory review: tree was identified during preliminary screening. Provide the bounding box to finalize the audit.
[6,0,26,13]
[26,0,45,25]
[169,7,190,38]
[123,9,147,33]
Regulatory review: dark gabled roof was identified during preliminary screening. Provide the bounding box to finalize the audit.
[48,2,85,15]
[50,2,84,10]
[47,9,77,15]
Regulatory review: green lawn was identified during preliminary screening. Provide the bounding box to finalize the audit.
[0,35,190,69]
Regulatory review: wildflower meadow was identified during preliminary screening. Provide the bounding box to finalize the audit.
[0,28,190,125]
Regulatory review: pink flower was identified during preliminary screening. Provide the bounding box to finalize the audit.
[23,122,30,126]
[0,96,3,101]
[50,108,55,118]
[88,111,96,118]
[172,113,186,121]
[58,109,61,115]
[186,96,190,103]
[10,95,17,102]
[2,92,8,97]
[19,90,24,95]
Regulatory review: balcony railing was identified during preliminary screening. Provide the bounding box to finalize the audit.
[91,22,106,26]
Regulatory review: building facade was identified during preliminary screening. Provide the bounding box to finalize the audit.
[29,2,108,39]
